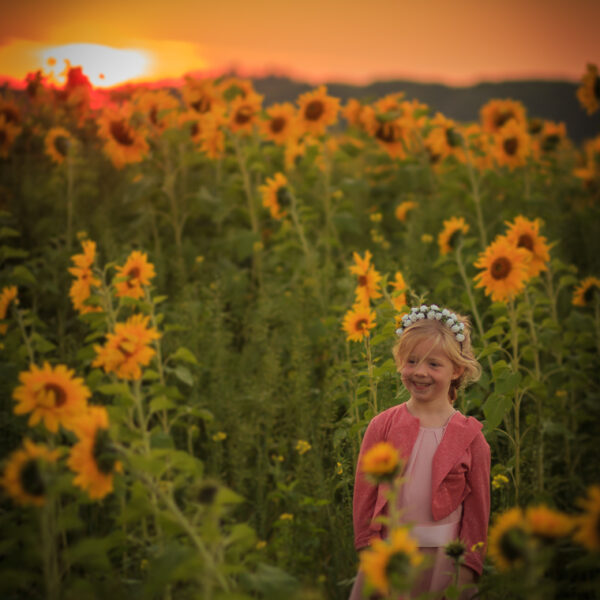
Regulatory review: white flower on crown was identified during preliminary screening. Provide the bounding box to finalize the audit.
[395,304,467,344]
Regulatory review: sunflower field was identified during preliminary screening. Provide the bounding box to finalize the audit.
[1,63,600,600]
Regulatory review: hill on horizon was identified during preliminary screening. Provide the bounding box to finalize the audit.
[250,74,600,145]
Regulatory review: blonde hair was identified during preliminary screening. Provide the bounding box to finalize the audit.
[392,311,481,403]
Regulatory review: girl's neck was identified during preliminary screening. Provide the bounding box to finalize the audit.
[406,399,456,428]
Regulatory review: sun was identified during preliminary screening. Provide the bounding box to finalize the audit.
[40,43,151,88]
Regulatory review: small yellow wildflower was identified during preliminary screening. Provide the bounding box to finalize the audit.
[295,440,312,455]
[212,432,227,442]
[421,234,433,243]
[256,540,267,550]
[492,474,510,490]
[279,513,294,520]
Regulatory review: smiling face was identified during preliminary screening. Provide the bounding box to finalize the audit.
[400,337,463,407]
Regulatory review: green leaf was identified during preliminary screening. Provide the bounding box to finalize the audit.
[495,372,521,395]
[10,265,36,285]
[150,395,176,413]
[174,365,194,386]
[170,346,198,365]
[483,393,512,431]
[0,226,20,238]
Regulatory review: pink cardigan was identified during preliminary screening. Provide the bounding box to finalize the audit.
[353,402,491,575]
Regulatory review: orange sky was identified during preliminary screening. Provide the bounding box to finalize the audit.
[1,0,599,87]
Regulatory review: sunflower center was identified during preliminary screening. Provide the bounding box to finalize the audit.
[491,257,512,280]
[93,428,117,475]
[20,459,45,497]
[117,343,134,359]
[109,120,134,146]
[583,284,599,304]
[54,135,70,157]
[198,483,218,505]
[149,106,158,126]
[446,127,462,148]
[1,107,20,125]
[358,275,368,287]
[541,134,560,153]
[495,111,514,130]
[127,266,141,282]
[503,137,518,156]
[427,147,441,164]
[355,318,368,331]
[386,551,410,590]
[270,117,286,134]
[235,106,253,125]
[305,100,325,121]
[499,527,528,565]
[517,234,534,251]
[376,122,399,144]
[448,229,462,249]
[276,186,291,208]
[191,97,211,114]
[528,119,543,135]
[190,122,200,137]
[44,383,68,407]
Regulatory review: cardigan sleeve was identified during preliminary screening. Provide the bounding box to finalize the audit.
[458,431,491,575]
[352,416,384,549]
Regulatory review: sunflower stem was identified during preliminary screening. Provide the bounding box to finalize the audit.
[364,334,377,415]
[14,304,35,364]
[40,497,61,600]
[66,150,75,253]
[232,134,262,288]
[508,299,521,504]
[461,139,488,248]
[523,287,544,494]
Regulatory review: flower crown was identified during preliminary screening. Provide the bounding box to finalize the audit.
[395,304,466,342]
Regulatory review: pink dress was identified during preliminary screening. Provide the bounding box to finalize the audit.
[400,424,462,597]
[349,420,461,600]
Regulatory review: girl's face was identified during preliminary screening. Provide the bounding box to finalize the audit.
[400,338,463,406]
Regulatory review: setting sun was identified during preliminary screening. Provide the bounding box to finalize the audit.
[40,43,151,87]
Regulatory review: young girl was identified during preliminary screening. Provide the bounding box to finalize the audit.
[349,305,490,599]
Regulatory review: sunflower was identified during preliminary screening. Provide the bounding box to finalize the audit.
[572,485,600,551]
[296,85,340,136]
[113,250,156,299]
[525,505,574,541]
[92,314,161,380]
[438,216,470,255]
[259,102,297,145]
[425,112,463,162]
[67,406,122,500]
[44,126,75,164]
[228,91,263,134]
[342,98,367,129]
[532,120,567,156]
[1,439,59,506]
[97,104,149,169]
[576,63,599,115]
[182,77,224,115]
[218,77,256,101]
[0,114,21,158]
[459,123,493,171]
[360,441,401,481]
[133,88,180,133]
[572,276,600,307]
[68,240,101,314]
[360,527,423,596]
[493,120,531,170]
[361,106,408,159]
[283,138,306,171]
[349,251,382,304]
[504,216,550,277]
[488,507,531,571]
[13,362,90,433]
[342,303,376,342]
[395,201,417,222]
[390,271,408,312]
[179,109,226,159]
[480,99,527,134]
[259,172,290,220]
[0,285,17,334]
[474,236,531,302]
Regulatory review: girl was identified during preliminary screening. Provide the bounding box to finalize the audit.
[349,305,490,599]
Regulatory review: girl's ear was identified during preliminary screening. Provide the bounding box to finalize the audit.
[453,365,465,380]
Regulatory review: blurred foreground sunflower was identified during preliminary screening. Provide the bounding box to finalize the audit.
[488,507,531,571]
[68,406,122,500]
[504,216,550,277]
[572,485,600,551]
[1,439,59,506]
